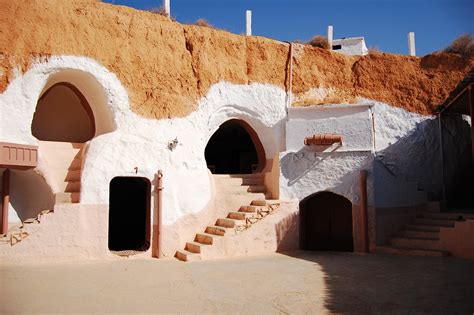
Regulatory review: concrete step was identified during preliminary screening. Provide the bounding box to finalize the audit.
[390,237,442,251]
[195,233,221,245]
[239,205,262,213]
[215,218,243,228]
[425,201,445,213]
[175,249,201,262]
[414,218,455,227]
[251,199,279,207]
[213,173,263,179]
[228,211,256,220]
[205,225,231,236]
[221,185,267,194]
[214,176,264,186]
[405,224,440,232]
[55,192,80,203]
[64,170,81,182]
[65,181,81,193]
[375,246,449,257]
[420,212,474,220]
[397,230,439,240]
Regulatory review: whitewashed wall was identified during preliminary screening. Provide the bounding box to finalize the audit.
[281,104,375,204]
[0,56,287,226]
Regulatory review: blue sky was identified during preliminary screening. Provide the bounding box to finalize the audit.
[103,0,473,56]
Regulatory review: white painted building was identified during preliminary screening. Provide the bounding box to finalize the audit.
[332,37,369,56]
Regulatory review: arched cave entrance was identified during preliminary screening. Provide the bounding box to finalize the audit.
[32,82,95,143]
[300,191,354,252]
[205,119,265,174]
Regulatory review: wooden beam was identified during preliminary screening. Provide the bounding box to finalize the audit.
[440,83,472,115]
[1,169,11,235]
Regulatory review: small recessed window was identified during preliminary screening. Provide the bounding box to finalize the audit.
[332,45,342,50]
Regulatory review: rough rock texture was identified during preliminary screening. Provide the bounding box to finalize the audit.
[1,0,473,118]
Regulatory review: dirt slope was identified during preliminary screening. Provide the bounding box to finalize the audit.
[0,0,472,118]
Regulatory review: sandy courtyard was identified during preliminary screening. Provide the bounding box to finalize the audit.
[1,251,473,314]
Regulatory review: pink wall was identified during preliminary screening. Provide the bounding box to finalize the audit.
[440,219,474,259]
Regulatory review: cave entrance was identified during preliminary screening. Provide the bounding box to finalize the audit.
[32,82,95,143]
[108,177,151,252]
[205,119,265,174]
[300,191,354,252]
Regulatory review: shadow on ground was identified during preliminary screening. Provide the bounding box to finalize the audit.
[280,250,474,314]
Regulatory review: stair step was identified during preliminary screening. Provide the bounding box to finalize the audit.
[175,249,201,262]
[213,173,263,179]
[414,218,455,227]
[65,181,81,193]
[375,246,449,257]
[420,212,474,220]
[214,177,264,186]
[64,170,81,182]
[228,211,256,220]
[195,233,220,245]
[68,158,83,171]
[390,237,442,251]
[205,225,230,236]
[215,218,243,228]
[239,205,261,213]
[397,230,439,240]
[55,192,80,204]
[251,199,279,207]
[405,224,440,232]
[185,241,204,254]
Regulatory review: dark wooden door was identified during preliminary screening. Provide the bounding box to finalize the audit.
[301,192,353,252]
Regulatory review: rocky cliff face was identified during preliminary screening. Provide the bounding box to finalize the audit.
[1,0,472,119]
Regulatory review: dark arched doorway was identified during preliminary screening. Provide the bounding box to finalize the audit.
[300,191,353,251]
[31,82,95,143]
[205,119,265,174]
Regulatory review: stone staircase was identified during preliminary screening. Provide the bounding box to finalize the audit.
[175,173,278,261]
[377,204,474,257]
[175,199,280,261]
[39,141,85,203]
[0,209,53,246]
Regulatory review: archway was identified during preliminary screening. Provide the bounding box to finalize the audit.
[205,119,265,174]
[300,191,354,251]
[32,82,95,143]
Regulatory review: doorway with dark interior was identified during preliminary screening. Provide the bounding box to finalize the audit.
[205,119,264,174]
[108,176,151,252]
[300,191,354,252]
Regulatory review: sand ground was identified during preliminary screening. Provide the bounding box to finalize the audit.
[1,251,473,314]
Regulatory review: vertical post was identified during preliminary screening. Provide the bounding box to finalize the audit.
[1,169,11,235]
[438,114,446,201]
[408,32,416,56]
[152,170,163,258]
[359,170,369,253]
[246,10,252,36]
[163,0,170,17]
[468,86,474,204]
[327,25,333,50]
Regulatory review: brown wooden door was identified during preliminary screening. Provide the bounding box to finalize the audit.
[300,192,353,252]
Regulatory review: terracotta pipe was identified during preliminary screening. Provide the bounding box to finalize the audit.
[359,170,369,253]
[152,170,163,258]
[304,134,343,146]
[1,169,11,235]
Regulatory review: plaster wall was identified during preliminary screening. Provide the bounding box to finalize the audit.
[282,104,374,205]
[0,56,286,234]
[440,220,474,259]
[32,84,94,143]
[0,168,54,224]
[332,37,368,56]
